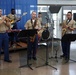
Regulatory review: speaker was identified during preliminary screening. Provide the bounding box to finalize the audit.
[73,13,76,21]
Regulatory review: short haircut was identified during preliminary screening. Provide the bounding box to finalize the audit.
[38,12,42,14]
[11,8,15,11]
[67,11,72,15]
[31,11,36,14]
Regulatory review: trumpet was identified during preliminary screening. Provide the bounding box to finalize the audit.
[4,16,16,25]
[5,16,12,22]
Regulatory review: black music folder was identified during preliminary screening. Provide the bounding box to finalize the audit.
[62,31,76,42]
[17,29,37,38]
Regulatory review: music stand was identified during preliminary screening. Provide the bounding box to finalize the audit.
[62,33,76,62]
[17,29,37,70]
[36,32,57,70]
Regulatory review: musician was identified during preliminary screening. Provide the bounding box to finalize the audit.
[0,8,12,62]
[8,8,20,47]
[24,11,41,60]
[61,11,76,63]
[38,12,42,25]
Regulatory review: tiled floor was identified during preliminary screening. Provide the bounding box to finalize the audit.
[0,42,76,75]
[0,24,76,75]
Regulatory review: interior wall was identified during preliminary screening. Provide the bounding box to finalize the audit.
[0,0,37,29]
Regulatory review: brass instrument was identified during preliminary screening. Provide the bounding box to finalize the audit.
[4,17,14,28]
[30,34,36,42]
[62,28,67,36]
[5,16,11,22]
[30,25,47,42]
[62,26,72,36]
[5,17,16,24]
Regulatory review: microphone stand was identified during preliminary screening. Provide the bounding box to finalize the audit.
[49,20,61,62]
[51,22,54,58]
[36,18,57,70]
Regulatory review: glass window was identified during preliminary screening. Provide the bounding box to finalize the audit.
[37,5,49,12]
[72,10,76,14]
[63,10,71,14]
[63,15,66,20]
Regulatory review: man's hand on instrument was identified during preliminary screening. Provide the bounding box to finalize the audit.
[3,15,6,19]
[68,27,74,31]
[63,25,68,28]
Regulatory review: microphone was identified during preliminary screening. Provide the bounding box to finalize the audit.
[45,16,49,20]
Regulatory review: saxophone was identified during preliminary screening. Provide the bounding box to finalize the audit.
[29,19,37,42]
[62,21,69,36]
[62,28,67,36]
[62,25,72,36]
[30,34,36,42]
